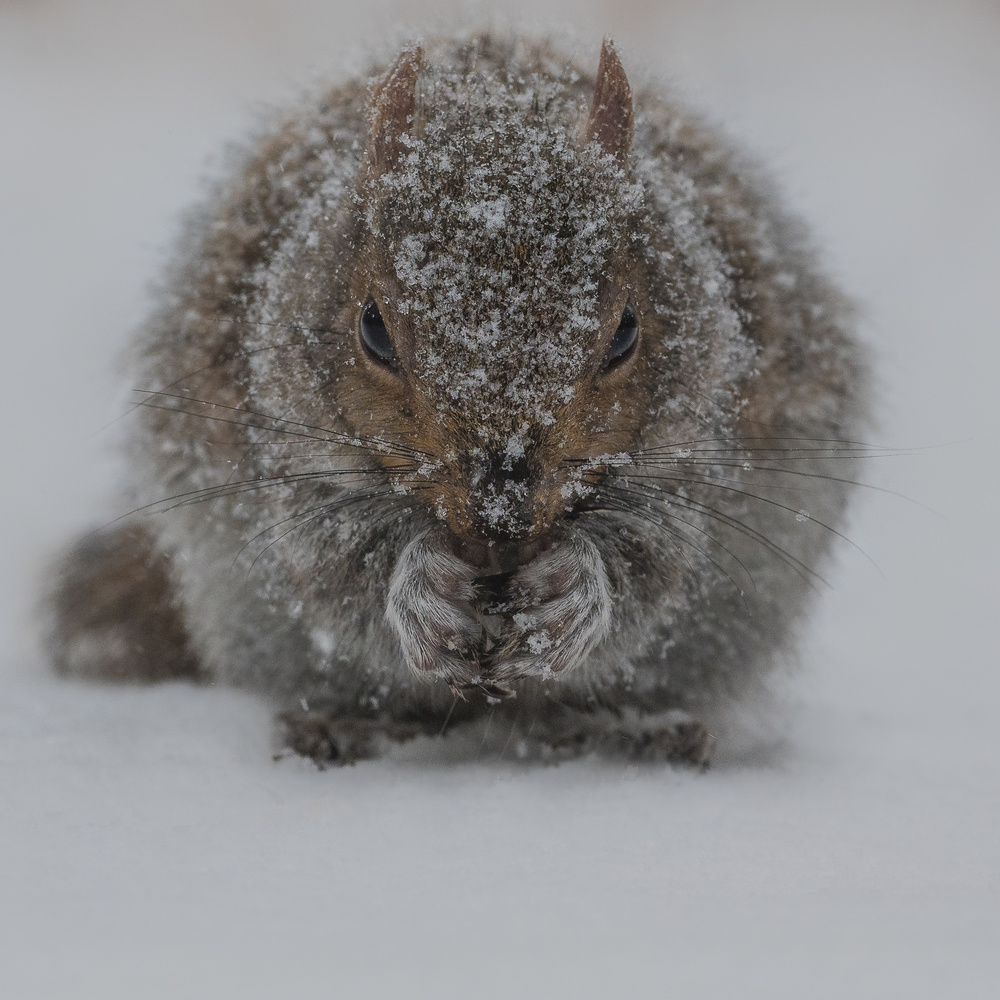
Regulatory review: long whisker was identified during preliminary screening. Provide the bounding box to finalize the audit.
[586,493,756,600]
[136,399,361,449]
[595,480,826,588]
[624,429,908,458]
[593,485,762,589]
[167,471,419,510]
[193,316,336,336]
[622,466,820,496]
[602,478,824,584]
[133,388,423,456]
[603,468,874,571]
[134,389,427,460]
[118,466,409,516]
[625,459,934,513]
[98,328,342,433]
[240,489,406,576]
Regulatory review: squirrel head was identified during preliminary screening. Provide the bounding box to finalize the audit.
[345,40,651,565]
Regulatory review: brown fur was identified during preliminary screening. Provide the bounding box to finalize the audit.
[43,33,871,767]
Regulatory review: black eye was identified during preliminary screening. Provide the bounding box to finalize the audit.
[359,297,396,363]
[606,302,638,368]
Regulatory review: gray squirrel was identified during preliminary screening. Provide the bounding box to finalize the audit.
[45,33,872,766]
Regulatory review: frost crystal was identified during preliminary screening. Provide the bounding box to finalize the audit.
[371,68,642,445]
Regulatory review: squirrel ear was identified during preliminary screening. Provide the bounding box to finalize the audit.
[366,46,423,178]
[584,39,633,162]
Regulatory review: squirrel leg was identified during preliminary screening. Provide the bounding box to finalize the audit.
[275,708,439,767]
[276,703,714,769]
[385,530,485,685]
[509,709,716,769]
[45,522,201,683]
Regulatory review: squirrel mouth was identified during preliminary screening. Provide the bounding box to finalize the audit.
[447,531,553,575]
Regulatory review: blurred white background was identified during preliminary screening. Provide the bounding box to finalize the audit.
[1,1,998,997]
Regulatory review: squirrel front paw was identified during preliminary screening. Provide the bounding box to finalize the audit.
[276,709,431,766]
[537,710,716,768]
[491,533,612,679]
[385,531,484,684]
[619,715,716,768]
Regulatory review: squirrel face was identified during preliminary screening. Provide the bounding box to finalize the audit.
[343,44,652,565]
[241,37,757,614]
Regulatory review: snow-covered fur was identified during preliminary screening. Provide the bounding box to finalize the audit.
[46,33,871,765]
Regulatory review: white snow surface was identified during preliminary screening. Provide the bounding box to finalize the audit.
[1,1,998,996]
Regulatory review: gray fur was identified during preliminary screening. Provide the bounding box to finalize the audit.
[44,32,872,766]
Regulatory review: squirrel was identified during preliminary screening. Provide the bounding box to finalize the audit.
[44,32,872,767]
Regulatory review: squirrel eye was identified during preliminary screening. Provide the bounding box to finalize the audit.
[359,297,396,363]
[606,302,638,368]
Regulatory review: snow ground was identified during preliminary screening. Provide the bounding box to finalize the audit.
[1,0,998,996]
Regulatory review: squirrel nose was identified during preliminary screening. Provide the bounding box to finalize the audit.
[467,450,530,490]
[465,450,537,540]
[488,452,530,486]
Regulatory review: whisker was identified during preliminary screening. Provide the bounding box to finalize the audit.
[595,480,825,588]
[630,437,914,461]
[581,498,699,578]
[630,450,902,464]
[100,330,342,432]
[188,316,336,336]
[241,490,406,576]
[123,467,410,516]
[626,459,935,513]
[624,467,819,496]
[134,389,428,460]
[168,472,418,510]
[136,399,356,448]
[362,501,420,538]
[594,486,761,589]
[604,468,875,572]
[587,491,756,598]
